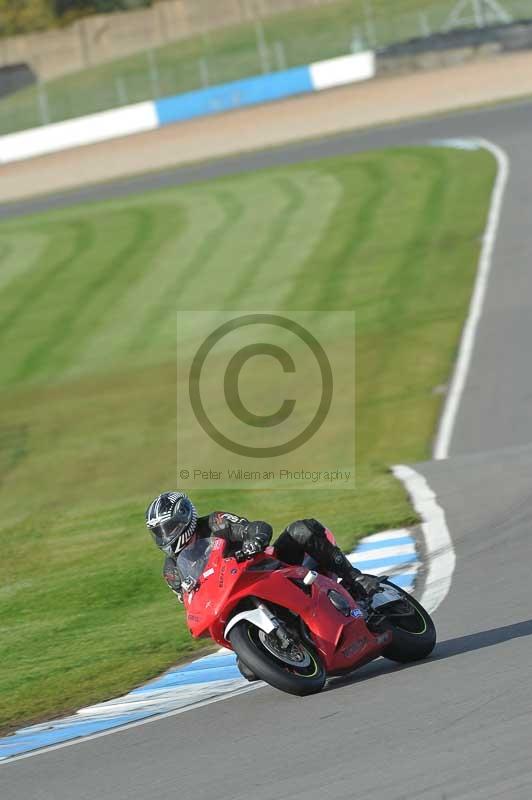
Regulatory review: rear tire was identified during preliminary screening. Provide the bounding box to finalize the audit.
[380,581,436,663]
[229,621,326,696]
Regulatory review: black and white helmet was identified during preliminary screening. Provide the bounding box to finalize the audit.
[145,491,197,555]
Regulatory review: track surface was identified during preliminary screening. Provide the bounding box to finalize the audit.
[3,101,532,799]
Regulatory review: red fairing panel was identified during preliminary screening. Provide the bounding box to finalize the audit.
[183,547,388,674]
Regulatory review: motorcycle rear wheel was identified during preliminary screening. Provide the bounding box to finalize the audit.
[229,621,326,696]
[380,580,436,663]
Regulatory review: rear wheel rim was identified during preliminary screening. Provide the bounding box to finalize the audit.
[389,605,427,635]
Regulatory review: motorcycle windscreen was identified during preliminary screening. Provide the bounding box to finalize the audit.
[176,537,213,582]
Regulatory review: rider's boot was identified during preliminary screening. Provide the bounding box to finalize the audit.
[306,536,385,628]
[319,545,372,600]
[333,555,387,631]
[331,558,387,632]
[292,524,381,601]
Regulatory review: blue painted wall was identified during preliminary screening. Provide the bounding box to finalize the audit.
[155,66,313,126]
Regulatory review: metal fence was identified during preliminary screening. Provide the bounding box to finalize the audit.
[1,0,531,136]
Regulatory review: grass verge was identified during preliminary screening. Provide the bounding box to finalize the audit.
[0,145,495,732]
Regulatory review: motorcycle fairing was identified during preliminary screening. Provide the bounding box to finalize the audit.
[183,548,385,674]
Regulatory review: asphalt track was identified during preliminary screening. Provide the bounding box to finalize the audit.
[3,100,532,799]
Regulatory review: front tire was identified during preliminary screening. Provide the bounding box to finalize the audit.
[236,657,259,682]
[229,621,326,696]
[380,581,436,663]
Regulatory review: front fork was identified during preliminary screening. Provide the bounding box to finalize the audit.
[253,598,294,650]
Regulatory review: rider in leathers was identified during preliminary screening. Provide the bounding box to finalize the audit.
[146,491,380,604]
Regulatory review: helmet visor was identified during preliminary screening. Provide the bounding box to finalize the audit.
[151,517,188,549]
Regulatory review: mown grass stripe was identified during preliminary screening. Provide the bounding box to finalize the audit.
[223,175,305,309]
[12,208,155,383]
[131,189,244,354]
[52,204,186,378]
[0,232,50,296]
[0,220,94,346]
[282,159,386,311]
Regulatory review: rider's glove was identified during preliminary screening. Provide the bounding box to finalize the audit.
[247,520,272,548]
[353,573,381,598]
[241,537,265,558]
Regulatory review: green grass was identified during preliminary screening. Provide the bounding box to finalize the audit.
[0,145,495,732]
[2,0,531,134]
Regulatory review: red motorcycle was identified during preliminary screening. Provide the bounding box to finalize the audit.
[177,531,436,696]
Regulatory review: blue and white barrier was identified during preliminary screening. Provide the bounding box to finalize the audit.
[0,101,158,165]
[0,52,375,165]
[310,51,375,90]
[0,526,416,762]
[155,65,313,125]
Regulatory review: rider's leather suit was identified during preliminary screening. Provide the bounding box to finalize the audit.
[163,514,360,599]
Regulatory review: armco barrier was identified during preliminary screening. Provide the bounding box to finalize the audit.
[0,52,375,165]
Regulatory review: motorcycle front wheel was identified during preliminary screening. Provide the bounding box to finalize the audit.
[229,620,326,696]
[380,580,436,663]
